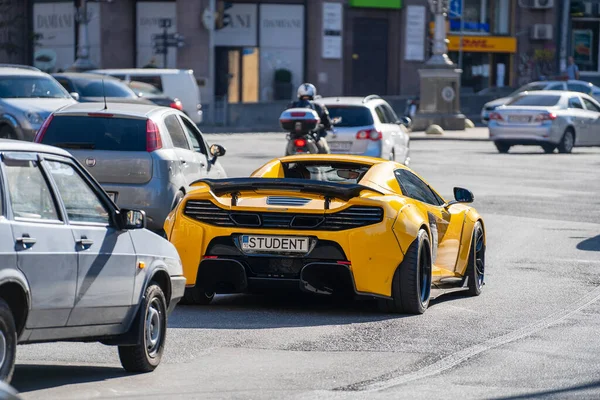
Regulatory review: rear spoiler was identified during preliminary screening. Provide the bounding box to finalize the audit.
[194,178,384,207]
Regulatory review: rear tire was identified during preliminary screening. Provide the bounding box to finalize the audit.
[118,284,167,373]
[558,129,575,154]
[541,144,556,154]
[378,229,432,314]
[0,299,17,383]
[494,142,510,153]
[465,221,485,296]
[180,286,214,305]
[0,126,17,140]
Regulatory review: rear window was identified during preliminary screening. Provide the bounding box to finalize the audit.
[42,116,147,151]
[507,95,561,107]
[283,162,372,184]
[72,79,137,98]
[325,106,374,127]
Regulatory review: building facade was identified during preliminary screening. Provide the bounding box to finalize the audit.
[2,0,583,101]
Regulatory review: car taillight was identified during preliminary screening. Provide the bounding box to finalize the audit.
[535,112,557,122]
[170,99,183,110]
[294,138,307,147]
[146,119,162,152]
[489,112,503,121]
[34,114,54,143]
[356,129,382,141]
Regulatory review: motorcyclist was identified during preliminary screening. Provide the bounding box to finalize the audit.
[288,83,332,144]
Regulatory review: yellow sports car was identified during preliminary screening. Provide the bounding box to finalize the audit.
[164,154,485,314]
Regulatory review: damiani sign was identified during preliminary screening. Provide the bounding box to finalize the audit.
[447,36,517,53]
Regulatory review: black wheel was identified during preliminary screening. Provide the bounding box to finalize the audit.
[0,299,17,383]
[465,221,485,296]
[118,284,167,373]
[541,144,556,154]
[0,126,16,140]
[494,142,510,153]
[180,286,215,305]
[558,129,575,154]
[378,229,432,314]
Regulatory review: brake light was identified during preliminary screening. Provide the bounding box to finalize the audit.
[87,113,114,117]
[294,138,307,147]
[489,112,503,121]
[34,114,54,143]
[356,129,382,141]
[146,119,162,152]
[291,112,306,117]
[535,112,557,121]
[170,99,183,110]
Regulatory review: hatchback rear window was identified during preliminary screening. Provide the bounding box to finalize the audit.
[507,95,561,107]
[42,116,147,151]
[325,106,374,127]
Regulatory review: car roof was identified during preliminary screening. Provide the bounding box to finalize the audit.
[53,102,166,118]
[52,72,120,81]
[0,139,73,157]
[90,68,193,76]
[0,67,49,77]
[317,96,383,106]
[520,90,590,97]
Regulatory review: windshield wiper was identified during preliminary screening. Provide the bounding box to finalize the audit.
[52,142,96,149]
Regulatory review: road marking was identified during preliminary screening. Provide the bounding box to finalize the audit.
[337,284,600,392]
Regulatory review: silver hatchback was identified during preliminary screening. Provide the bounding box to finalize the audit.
[35,103,227,233]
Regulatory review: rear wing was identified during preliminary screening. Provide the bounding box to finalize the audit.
[194,178,384,207]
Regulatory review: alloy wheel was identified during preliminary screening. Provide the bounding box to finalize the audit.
[419,244,432,304]
[0,330,6,370]
[474,227,485,289]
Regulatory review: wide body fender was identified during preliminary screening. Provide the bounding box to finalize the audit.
[454,207,486,276]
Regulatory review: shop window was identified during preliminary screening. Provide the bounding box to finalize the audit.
[493,0,510,35]
[571,20,599,73]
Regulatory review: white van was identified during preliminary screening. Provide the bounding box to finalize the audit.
[90,69,203,124]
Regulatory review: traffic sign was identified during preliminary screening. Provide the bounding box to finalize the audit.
[449,0,461,18]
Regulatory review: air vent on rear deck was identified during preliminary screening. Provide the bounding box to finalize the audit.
[321,206,384,230]
[183,200,234,226]
[266,196,311,206]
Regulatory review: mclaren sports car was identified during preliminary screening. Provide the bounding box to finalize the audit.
[164,154,486,314]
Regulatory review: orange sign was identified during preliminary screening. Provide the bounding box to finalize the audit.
[447,36,517,53]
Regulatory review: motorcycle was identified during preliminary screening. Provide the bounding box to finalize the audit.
[279,108,331,155]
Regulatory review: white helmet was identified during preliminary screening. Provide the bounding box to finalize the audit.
[297,83,317,100]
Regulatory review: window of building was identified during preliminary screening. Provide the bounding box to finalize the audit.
[571,19,599,73]
[493,0,510,35]
[449,0,490,34]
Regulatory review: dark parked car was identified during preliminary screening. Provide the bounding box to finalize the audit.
[128,80,184,112]
[52,73,153,105]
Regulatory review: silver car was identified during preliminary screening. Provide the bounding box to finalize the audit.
[316,95,410,165]
[481,80,600,124]
[0,140,186,383]
[35,102,227,233]
[0,65,77,141]
[488,91,600,153]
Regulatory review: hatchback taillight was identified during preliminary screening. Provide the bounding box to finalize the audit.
[34,114,54,143]
[146,119,162,152]
[356,129,382,141]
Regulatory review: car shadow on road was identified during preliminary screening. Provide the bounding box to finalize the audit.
[577,235,600,251]
[491,379,600,399]
[168,292,406,330]
[12,364,127,393]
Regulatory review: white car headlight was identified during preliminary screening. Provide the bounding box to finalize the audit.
[25,111,44,125]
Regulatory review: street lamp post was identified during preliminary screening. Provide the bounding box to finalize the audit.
[411,0,466,132]
[69,0,97,71]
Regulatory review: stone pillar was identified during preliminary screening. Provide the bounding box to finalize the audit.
[411,0,465,131]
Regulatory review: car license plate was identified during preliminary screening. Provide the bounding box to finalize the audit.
[241,235,310,253]
[107,192,117,202]
[509,115,530,123]
[329,141,353,151]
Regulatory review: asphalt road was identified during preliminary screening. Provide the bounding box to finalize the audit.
[12,134,600,400]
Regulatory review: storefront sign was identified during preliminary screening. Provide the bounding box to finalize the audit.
[449,20,490,32]
[573,29,593,64]
[349,0,402,9]
[137,2,177,67]
[447,36,517,53]
[33,2,75,72]
[404,5,426,61]
[322,2,342,59]
[214,3,257,47]
[259,4,303,48]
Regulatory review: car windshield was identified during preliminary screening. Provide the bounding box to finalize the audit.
[510,83,548,96]
[41,115,148,151]
[129,81,163,96]
[72,78,137,98]
[283,162,372,184]
[0,76,70,99]
[507,95,561,106]
[325,106,374,127]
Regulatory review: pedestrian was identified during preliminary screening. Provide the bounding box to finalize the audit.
[566,56,580,80]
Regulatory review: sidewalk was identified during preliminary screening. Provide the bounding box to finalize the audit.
[409,127,489,141]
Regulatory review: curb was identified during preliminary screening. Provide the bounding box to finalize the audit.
[409,136,490,142]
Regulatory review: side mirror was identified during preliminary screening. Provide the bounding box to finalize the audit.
[119,209,146,230]
[70,92,80,101]
[209,144,226,161]
[399,116,412,128]
[454,187,474,203]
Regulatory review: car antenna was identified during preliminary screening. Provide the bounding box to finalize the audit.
[102,79,108,110]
